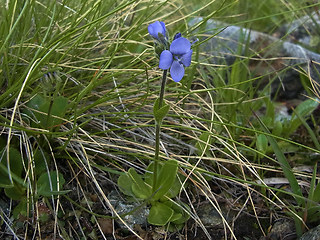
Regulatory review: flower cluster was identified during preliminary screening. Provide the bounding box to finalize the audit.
[148,21,193,82]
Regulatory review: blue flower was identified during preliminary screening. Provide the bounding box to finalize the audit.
[148,21,167,40]
[159,36,193,82]
[173,32,181,41]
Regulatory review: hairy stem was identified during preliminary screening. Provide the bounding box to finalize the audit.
[152,69,167,192]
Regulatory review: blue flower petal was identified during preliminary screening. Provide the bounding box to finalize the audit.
[160,21,166,34]
[148,21,166,39]
[173,32,181,40]
[181,50,193,67]
[170,37,191,55]
[170,60,185,82]
[159,50,173,70]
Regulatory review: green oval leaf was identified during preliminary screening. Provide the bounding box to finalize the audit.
[0,147,24,188]
[153,160,178,200]
[128,168,152,199]
[164,200,190,224]
[145,162,183,199]
[5,184,25,200]
[25,94,68,129]
[37,171,66,197]
[148,202,174,226]
[117,173,134,196]
[256,134,268,155]
[288,99,319,134]
[272,121,283,136]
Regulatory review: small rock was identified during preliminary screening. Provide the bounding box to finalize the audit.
[196,202,226,227]
[300,224,320,240]
[278,11,320,49]
[108,190,149,229]
[262,219,296,240]
[189,17,320,99]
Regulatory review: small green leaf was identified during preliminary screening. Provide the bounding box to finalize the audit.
[25,94,68,129]
[288,99,319,134]
[264,98,275,122]
[37,171,66,197]
[272,121,283,136]
[153,98,161,113]
[153,160,178,200]
[128,168,152,199]
[170,213,182,222]
[168,222,184,231]
[256,134,268,155]
[166,175,183,199]
[25,94,47,128]
[46,96,68,127]
[164,200,190,224]
[0,148,24,188]
[144,163,154,186]
[155,104,170,123]
[4,183,25,200]
[12,198,29,219]
[39,96,68,128]
[148,202,174,226]
[153,98,170,123]
[33,149,50,177]
[117,173,134,196]
[145,162,183,199]
[262,116,273,129]
[25,94,45,112]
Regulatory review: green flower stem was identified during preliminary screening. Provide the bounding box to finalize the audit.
[153,69,167,193]
[158,69,168,109]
